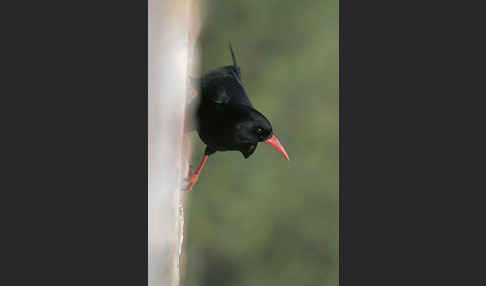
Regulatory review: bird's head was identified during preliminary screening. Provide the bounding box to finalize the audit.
[232,107,290,161]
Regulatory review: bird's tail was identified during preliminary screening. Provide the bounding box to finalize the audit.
[229,42,238,68]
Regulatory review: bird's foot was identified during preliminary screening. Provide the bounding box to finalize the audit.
[185,166,199,192]
[186,88,198,106]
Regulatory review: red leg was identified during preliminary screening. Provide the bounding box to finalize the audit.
[186,155,208,191]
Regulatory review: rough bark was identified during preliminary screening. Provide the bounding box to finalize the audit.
[148,0,200,285]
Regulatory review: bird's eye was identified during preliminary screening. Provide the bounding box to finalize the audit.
[256,128,263,134]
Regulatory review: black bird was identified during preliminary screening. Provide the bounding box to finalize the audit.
[186,43,290,190]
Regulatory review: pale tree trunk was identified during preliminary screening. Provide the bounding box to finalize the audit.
[148,0,201,285]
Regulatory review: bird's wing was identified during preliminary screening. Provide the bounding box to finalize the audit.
[201,66,253,107]
[225,69,253,107]
[206,85,230,104]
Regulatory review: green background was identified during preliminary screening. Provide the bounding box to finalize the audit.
[184,1,338,285]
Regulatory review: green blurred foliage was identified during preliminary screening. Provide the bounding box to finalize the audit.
[184,1,338,285]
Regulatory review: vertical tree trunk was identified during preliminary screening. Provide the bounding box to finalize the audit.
[148,1,200,285]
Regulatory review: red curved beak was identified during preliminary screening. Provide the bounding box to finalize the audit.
[265,135,290,162]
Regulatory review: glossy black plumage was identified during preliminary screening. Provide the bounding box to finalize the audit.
[186,43,289,190]
[195,44,270,155]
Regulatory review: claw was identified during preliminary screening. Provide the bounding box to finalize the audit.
[186,170,199,192]
[184,155,208,192]
[187,88,198,105]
